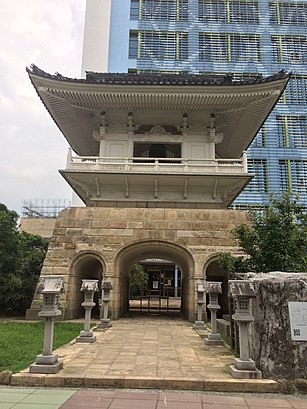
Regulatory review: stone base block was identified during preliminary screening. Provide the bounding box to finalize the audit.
[205,333,224,346]
[76,335,96,343]
[229,364,262,379]
[35,354,58,365]
[96,319,112,329]
[79,330,94,337]
[193,321,207,330]
[233,358,256,371]
[29,361,63,374]
[216,318,230,338]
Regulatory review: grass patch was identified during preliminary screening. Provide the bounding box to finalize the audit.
[0,321,84,373]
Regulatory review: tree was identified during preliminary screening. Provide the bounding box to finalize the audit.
[129,263,148,297]
[219,192,307,274]
[0,204,48,315]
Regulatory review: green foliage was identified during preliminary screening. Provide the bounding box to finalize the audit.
[0,204,49,316]
[129,263,148,297]
[0,321,84,373]
[219,192,307,273]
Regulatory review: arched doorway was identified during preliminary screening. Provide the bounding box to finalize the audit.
[114,240,195,320]
[204,258,229,318]
[66,252,104,319]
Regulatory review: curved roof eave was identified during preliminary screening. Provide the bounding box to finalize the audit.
[27,65,291,158]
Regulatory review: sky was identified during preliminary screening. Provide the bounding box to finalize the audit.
[0,0,86,214]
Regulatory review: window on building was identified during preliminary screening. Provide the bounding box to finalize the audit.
[289,117,307,149]
[291,161,307,194]
[276,115,287,147]
[133,142,181,159]
[199,33,228,61]
[279,160,307,194]
[279,160,290,191]
[131,0,188,21]
[130,0,140,19]
[229,0,259,23]
[198,0,258,23]
[246,159,268,192]
[277,116,307,149]
[198,0,227,22]
[269,2,307,25]
[199,33,261,62]
[129,30,188,60]
[285,75,307,104]
[271,35,307,63]
[250,128,266,148]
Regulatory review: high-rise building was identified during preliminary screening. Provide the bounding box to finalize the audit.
[82,0,307,208]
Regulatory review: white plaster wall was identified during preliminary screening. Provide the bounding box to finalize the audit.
[81,0,112,77]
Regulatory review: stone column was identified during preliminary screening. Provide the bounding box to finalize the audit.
[228,280,262,379]
[205,282,224,346]
[76,279,99,343]
[30,276,64,374]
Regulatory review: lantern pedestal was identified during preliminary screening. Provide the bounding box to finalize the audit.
[29,277,65,374]
[229,358,262,379]
[205,332,225,346]
[228,280,262,379]
[193,282,206,330]
[76,280,99,343]
[204,282,224,346]
[30,315,63,373]
[97,281,113,329]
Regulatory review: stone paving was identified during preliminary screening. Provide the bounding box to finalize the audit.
[12,316,278,392]
[0,388,306,409]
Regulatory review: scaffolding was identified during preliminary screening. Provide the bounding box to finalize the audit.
[21,199,71,218]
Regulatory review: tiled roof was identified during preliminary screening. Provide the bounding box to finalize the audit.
[27,64,290,87]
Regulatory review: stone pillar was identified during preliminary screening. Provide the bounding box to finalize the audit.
[30,276,64,374]
[228,280,262,379]
[193,281,206,330]
[97,281,113,329]
[76,279,99,343]
[205,282,224,346]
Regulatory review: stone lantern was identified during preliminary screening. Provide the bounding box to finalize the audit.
[76,279,99,343]
[193,281,206,330]
[97,281,113,329]
[228,280,262,379]
[30,276,64,374]
[205,281,224,346]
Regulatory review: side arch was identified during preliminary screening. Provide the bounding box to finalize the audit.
[65,251,106,319]
[203,254,229,317]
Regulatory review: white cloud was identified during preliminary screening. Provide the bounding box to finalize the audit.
[0,0,85,213]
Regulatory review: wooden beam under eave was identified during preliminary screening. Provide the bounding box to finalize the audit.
[184,179,188,199]
[125,177,129,198]
[212,179,218,200]
[94,177,100,197]
[154,178,158,199]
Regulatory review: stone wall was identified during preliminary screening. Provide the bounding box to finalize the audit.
[26,207,248,321]
[250,272,307,379]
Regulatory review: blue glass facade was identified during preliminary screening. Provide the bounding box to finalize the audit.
[107,0,307,208]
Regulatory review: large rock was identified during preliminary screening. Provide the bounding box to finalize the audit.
[249,272,307,379]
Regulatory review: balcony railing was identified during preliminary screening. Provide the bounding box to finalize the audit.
[66,149,248,175]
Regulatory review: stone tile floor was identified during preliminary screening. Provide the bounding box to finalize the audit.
[55,316,234,379]
[0,388,306,409]
[10,316,291,392]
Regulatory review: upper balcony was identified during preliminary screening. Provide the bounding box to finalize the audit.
[60,149,252,209]
[66,149,248,175]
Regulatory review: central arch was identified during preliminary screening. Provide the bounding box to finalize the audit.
[114,240,195,320]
